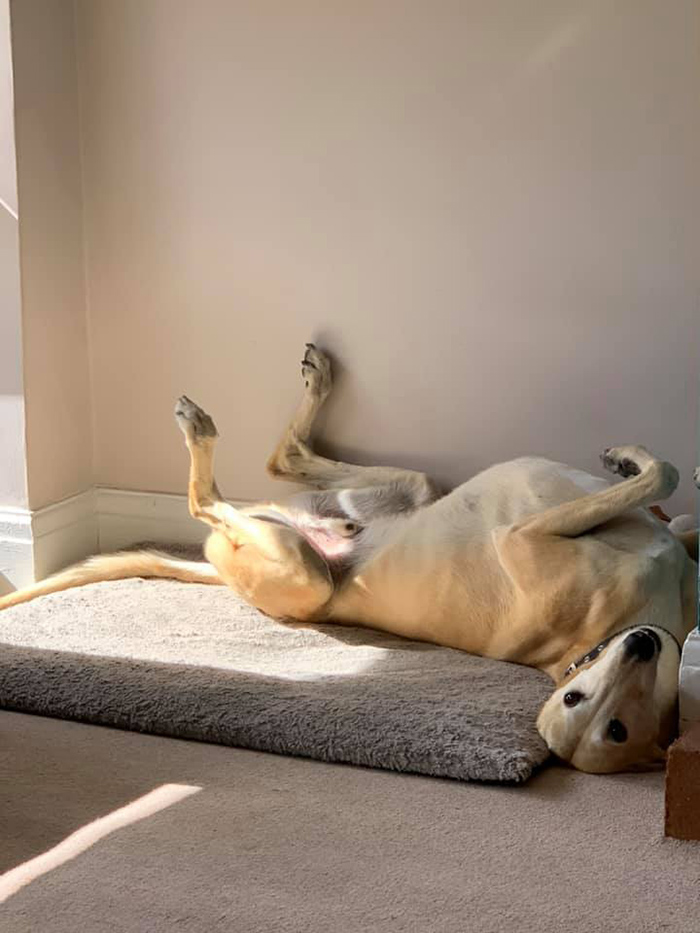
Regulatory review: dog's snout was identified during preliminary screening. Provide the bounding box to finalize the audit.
[624,628,660,662]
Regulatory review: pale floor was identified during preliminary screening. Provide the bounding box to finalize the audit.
[1,710,699,933]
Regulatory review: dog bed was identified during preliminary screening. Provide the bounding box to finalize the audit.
[0,577,552,782]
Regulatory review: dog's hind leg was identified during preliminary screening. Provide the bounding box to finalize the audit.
[511,446,679,539]
[174,394,302,537]
[175,395,333,619]
[266,344,439,510]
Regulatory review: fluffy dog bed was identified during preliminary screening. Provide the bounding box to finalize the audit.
[0,577,552,782]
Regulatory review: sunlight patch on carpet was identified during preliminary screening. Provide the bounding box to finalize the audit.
[0,783,201,903]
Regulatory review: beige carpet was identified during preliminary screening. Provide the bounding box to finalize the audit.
[1,710,699,932]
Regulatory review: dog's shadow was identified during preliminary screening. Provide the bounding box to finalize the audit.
[281,616,439,651]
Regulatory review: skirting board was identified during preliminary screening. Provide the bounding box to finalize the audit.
[96,488,210,552]
[0,507,34,593]
[0,487,248,590]
[0,490,98,590]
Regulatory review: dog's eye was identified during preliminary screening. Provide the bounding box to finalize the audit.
[564,691,584,708]
[607,719,628,743]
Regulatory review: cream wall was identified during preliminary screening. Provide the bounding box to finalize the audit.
[75,0,698,511]
[0,0,26,509]
[11,0,92,511]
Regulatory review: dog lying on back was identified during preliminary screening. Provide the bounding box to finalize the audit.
[1,344,697,773]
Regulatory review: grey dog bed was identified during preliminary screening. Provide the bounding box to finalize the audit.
[0,577,552,782]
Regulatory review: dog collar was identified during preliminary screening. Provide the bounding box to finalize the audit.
[563,625,683,679]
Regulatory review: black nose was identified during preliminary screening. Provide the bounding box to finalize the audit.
[624,628,660,662]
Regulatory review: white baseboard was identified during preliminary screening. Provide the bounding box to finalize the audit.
[0,486,248,588]
[96,487,209,552]
[0,505,34,591]
[0,489,98,589]
[32,489,99,581]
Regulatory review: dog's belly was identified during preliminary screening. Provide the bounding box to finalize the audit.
[327,457,675,655]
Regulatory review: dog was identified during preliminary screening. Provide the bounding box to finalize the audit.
[1,344,697,773]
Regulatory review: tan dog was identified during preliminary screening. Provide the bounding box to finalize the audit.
[2,345,697,773]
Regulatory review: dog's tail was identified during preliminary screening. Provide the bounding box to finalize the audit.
[0,550,222,611]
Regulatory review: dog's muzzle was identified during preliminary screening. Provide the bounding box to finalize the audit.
[624,627,661,663]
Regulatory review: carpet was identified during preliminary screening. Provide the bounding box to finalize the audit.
[3,711,699,933]
[0,577,552,782]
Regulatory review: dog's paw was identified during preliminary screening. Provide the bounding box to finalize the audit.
[174,395,218,441]
[300,343,332,398]
[600,446,646,478]
[601,446,679,499]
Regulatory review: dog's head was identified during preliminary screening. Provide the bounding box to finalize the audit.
[536,626,681,773]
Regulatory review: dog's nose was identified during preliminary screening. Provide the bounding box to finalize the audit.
[624,628,660,662]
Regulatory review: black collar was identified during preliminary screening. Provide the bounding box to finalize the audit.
[563,625,683,679]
